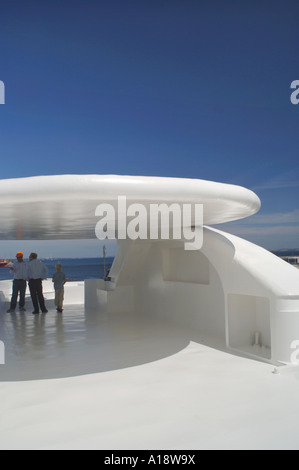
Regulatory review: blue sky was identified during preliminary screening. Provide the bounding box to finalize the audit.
[0,0,298,257]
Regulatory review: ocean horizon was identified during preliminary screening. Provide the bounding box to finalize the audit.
[0,257,115,282]
[1,248,299,283]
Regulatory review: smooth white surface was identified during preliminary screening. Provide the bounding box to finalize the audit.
[0,174,260,239]
[1,280,299,450]
[1,174,299,449]
[86,228,299,364]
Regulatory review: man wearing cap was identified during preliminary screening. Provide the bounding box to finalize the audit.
[7,252,28,313]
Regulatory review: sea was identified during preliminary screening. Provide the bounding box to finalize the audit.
[0,249,298,282]
[0,257,115,282]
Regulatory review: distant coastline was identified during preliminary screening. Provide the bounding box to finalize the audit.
[1,251,298,283]
[39,250,299,260]
[271,249,299,257]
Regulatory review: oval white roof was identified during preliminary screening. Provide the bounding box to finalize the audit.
[0,175,260,239]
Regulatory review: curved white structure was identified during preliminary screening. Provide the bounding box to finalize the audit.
[0,174,260,239]
[1,174,299,450]
[0,174,299,364]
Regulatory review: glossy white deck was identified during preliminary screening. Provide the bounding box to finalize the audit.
[1,280,299,450]
[1,174,299,450]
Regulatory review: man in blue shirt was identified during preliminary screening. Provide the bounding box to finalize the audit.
[27,252,49,314]
[7,251,28,313]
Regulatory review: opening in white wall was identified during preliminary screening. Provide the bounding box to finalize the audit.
[228,294,271,359]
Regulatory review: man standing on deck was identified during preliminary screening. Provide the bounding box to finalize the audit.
[7,252,28,313]
[27,252,48,314]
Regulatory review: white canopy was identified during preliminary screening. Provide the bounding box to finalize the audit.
[0,174,260,240]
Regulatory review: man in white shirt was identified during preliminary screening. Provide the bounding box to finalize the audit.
[27,252,49,314]
[7,252,28,313]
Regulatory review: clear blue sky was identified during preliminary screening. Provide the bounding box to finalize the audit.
[0,0,298,257]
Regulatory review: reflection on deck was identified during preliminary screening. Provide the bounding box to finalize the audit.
[0,280,193,381]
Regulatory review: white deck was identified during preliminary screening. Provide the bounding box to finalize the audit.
[1,280,299,450]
